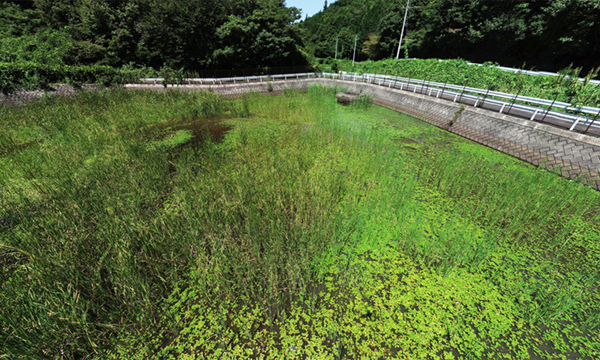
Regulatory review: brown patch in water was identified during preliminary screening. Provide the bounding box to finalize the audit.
[180,120,233,146]
[142,115,233,148]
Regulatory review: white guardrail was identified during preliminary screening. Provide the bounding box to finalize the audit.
[139,73,317,85]
[139,72,600,133]
[335,71,600,133]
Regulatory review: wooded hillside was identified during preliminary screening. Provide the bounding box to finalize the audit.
[1,0,308,71]
[300,0,600,72]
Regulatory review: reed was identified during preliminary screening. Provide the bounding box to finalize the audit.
[1,85,598,359]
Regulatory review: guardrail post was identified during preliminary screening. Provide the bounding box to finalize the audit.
[530,109,539,121]
[425,75,432,95]
[540,93,559,123]
[584,109,600,133]
[570,115,581,131]
[407,72,412,92]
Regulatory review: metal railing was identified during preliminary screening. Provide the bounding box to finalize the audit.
[139,72,319,85]
[332,71,600,134]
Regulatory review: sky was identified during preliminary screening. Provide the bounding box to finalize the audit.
[286,0,338,19]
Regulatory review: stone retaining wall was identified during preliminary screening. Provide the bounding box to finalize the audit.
[0,84,104,107]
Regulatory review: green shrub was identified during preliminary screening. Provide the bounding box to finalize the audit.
[0,62,141,93]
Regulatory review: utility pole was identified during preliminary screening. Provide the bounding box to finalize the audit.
[396,0,410,59]
[352,35,358,66]
[335,37,338,60]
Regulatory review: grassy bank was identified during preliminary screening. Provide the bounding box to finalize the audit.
[1,87,599,359]
[320,58,600,110]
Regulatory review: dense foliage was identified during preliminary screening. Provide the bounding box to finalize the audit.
[298,0,388,60]
[0,0,308,71]
[300,0,600,72]
[0,62,141,92]
[331,58,600,108]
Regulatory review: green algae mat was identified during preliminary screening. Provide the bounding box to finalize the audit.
[1,87,598,359]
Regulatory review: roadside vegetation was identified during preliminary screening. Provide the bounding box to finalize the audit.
[319,58,600,110]
[0,62,143,93]
[1,86,598,358]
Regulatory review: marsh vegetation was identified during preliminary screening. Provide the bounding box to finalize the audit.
[1,86,599,359]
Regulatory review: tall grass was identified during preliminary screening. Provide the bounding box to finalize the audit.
[0,89,256,358]
[1,85,599,359]
[0,85,386,358]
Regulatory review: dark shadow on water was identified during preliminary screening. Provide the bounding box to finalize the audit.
[142,115,234,149]
[182,119,233,147]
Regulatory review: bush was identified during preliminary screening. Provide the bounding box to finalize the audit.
[0,62,142,93]
[331,61,339,73]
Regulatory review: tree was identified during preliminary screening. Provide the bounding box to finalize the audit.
[22,0,309,70]
[299,0,391,61]
[361,33,381,59]
[135,0,225,69]
[212,0,305,68]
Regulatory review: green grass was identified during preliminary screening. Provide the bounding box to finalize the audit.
[1,86,599,359]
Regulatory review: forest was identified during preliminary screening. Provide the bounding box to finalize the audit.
[300,0,600,72]
[3,0,600,78]
[0,0,306,71]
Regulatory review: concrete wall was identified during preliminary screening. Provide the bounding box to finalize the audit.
[0,84,103,107]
